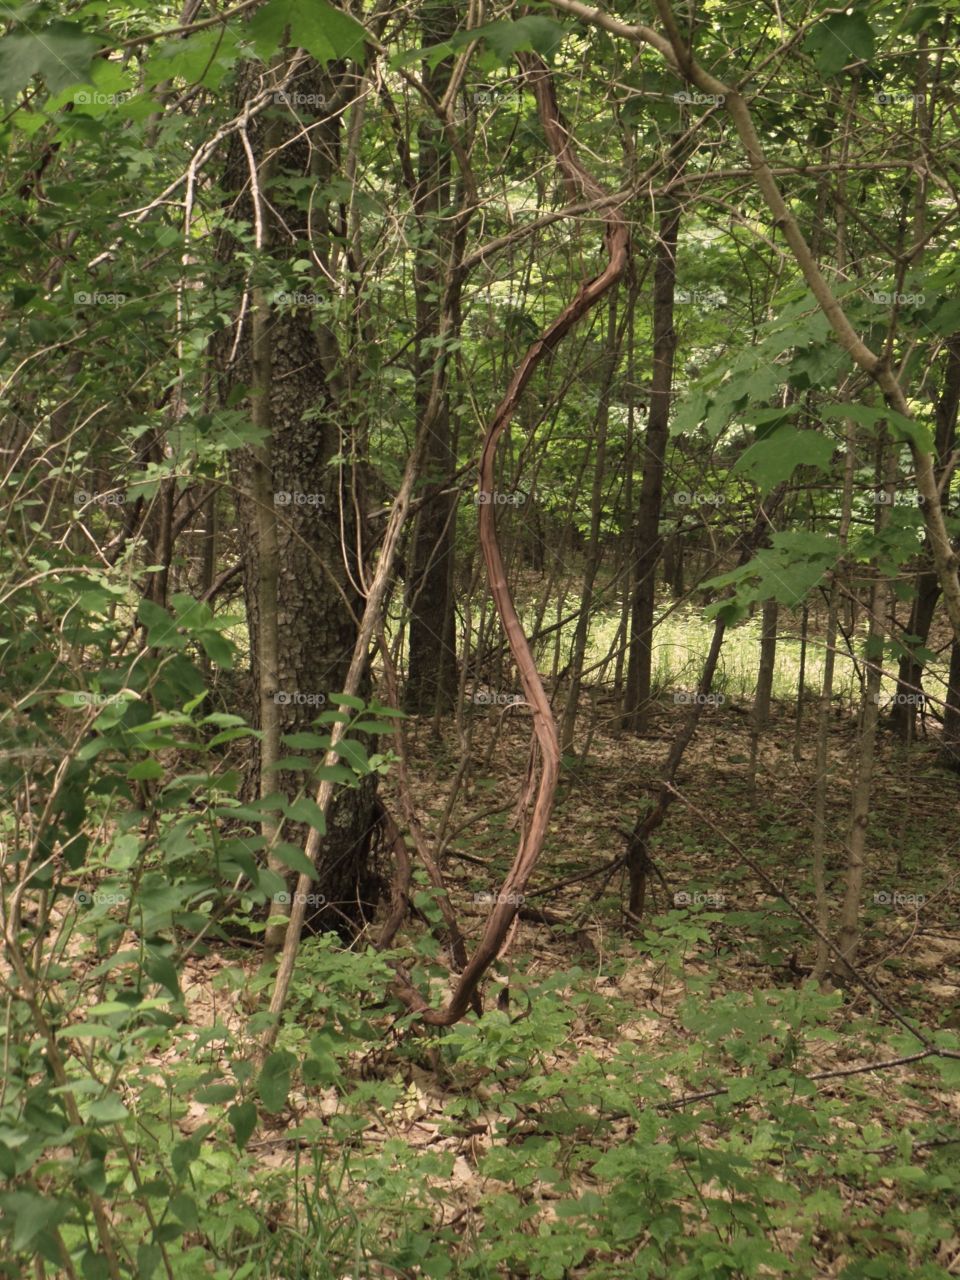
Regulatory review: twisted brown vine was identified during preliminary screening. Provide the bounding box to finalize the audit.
[392,53,630,1025]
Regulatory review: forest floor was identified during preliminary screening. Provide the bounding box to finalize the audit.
[169,693,960,1277]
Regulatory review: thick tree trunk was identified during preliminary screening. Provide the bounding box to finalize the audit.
[221,60,378,934]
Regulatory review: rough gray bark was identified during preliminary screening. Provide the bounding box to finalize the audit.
[220,59,378,934]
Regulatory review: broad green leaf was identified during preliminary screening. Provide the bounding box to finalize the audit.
[126,760,165,781]
[926,296,960,336]
[258,1050,295,1114]
[58,1023,120,1039]
[195,1083,237,1104]
[0,1191,69,1251]
[249,0,368,65]
[328,692,365,710]
[804,13,875,76]
[145,951,182,999]
[270,839,320,878]
[228,1101,258,1150]
[333,738,369,773]
[281,732,329,749]
[456,16,565,65]
[313,763,358,784]
[705,531,839,610]
[284,796,327,833]
[198,630,235,669]
[392,15,564,71]
[0,22,99,101]
[87,1094,129,1124]
[138,598,185,648]
[820,403,933,452]
[732,427,835,489]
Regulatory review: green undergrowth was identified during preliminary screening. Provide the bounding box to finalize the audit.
[7,915,956,1280]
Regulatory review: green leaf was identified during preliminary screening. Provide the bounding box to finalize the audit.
[284,796,327,833]
[392,15,564,72]
[145,951,182,999]
[198,630,235,669]
[127,760,165,781]
[820,403,933,452]
[804,13,875,76]
[732,427,835,489]
[328,692,365,710]
[926,296,960,336]
[228,1101,258,1150]
[249,0,368,65]
[0,22,100,102]
[704,531,839,610]
[207,727,258,747]
[137,598,184,648]
[59,1023,120,1039]
[258,1051,295,1114]
[0,1191,69,1251]
[143,28,244,91]
[333,739,369,773]
[313,763,357,784]
[270,840,319,879]
[459,16,565,65]
[195,1083,237,1105]
[280,732,329,749]
[303,1047,340,1086]
[349,719,395,734]
[87,1094,129,1124]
